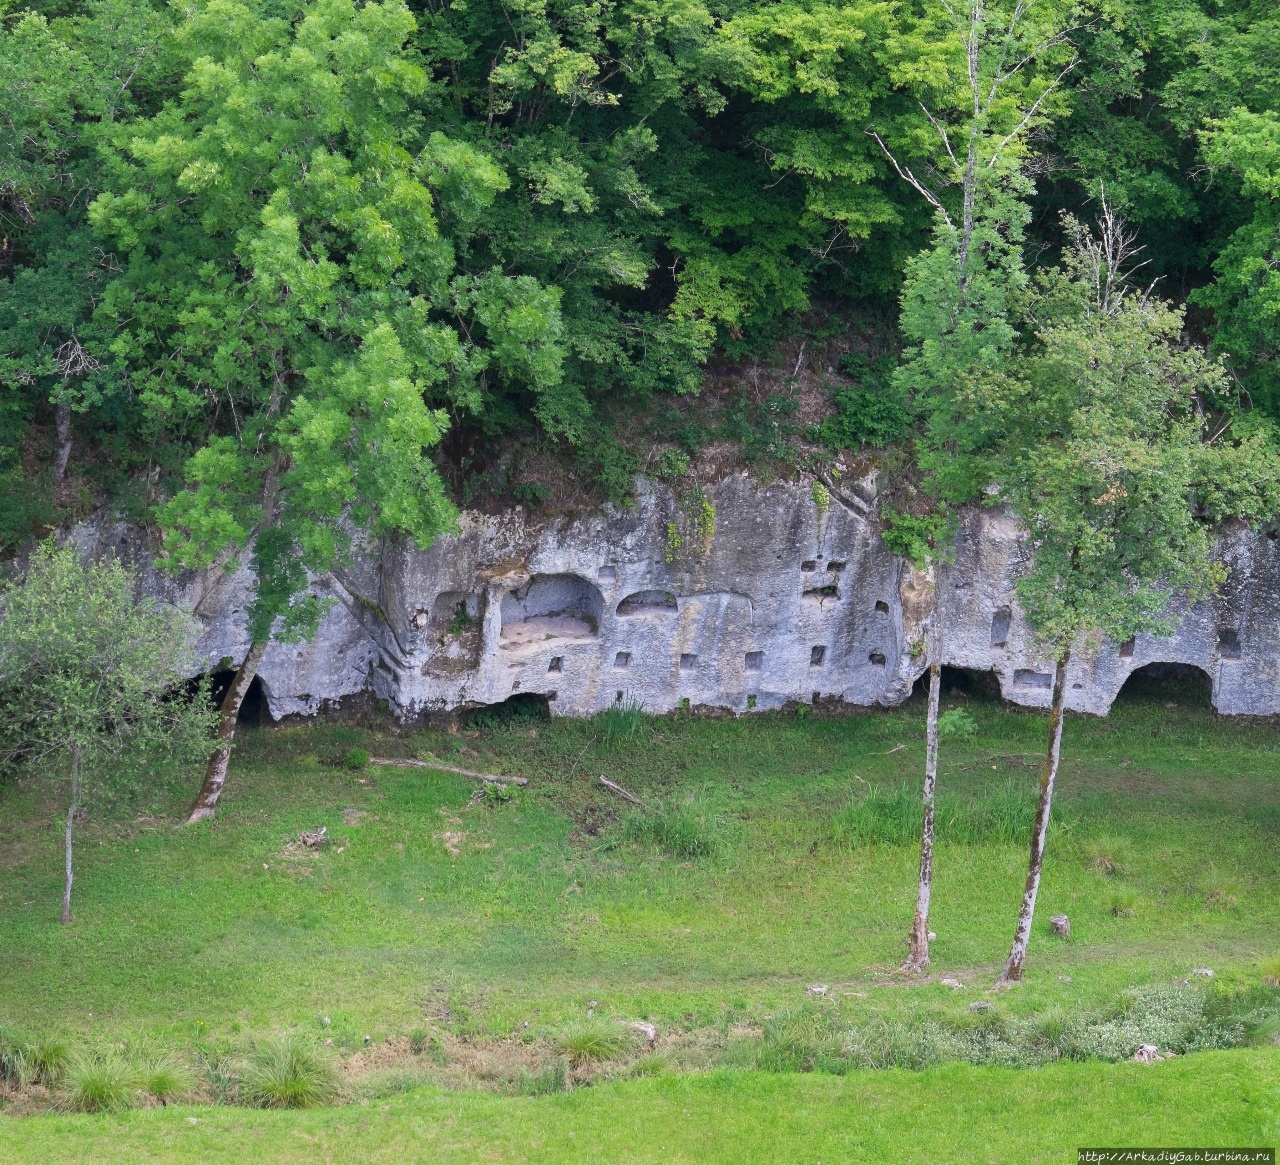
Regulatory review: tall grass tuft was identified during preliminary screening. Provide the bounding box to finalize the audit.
[553,1022,629,1067]
[834,780,1040,848]
[1087,836,1131,877]
[1262,955,1280,987]
[140,1054,194,1103]
[61,1055,142,1112]
[243,1037,338,1109]
[597,697,646,752]
[0,1028,69,1087]
[623,794,721,858]
[516,1059,568,1094]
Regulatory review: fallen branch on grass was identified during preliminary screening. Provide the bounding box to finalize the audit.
[598,775,650,809]
[369,758,528,785]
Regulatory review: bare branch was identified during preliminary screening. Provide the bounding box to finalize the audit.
[867,130,955,231]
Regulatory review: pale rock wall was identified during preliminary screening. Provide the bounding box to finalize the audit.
[69,475,1280,720]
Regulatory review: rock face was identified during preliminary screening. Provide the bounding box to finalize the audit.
[71,474,1280,721]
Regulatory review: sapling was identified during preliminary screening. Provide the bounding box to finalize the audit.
[0,543,217,922]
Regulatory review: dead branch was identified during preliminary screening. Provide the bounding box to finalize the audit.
[598,775,650,809]
[370,757,528,785]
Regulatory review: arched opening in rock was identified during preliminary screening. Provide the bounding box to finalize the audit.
[187,669,268,727]
[422,591,486,676]
[465,692,552,729]
[500,574,603,654]
[911,666,1002,703]
[616,589,677,616]
[1114,662,1212,709]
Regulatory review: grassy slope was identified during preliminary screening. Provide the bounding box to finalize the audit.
[3,1050,1277,1163]
[1,681,1275,1040]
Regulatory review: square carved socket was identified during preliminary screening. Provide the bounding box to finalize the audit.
[1118,637,1135,659]
[875,600,889,614]
[810,645,826,667]
[679,653,698,670]
[614,651,631,669]
[826,561,846,572]
[868,651,886,666]
[800,560,818,572]
[1218,629,1242,659]
[598,565,618,582]
[744,651,763,672]
[547,657,563,673]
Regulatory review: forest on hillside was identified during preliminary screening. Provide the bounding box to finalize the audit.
[2,0,1279,553]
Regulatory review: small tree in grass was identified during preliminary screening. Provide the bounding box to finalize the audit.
[987,209,1280,983]
[0,542,218,923]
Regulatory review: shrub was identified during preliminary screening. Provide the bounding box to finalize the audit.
[553,1022,629,1067]
[61,1055,142,1113]
[243,1037,338,1109]
[481,781,517,808]
[937,707,978,739]
[623,795,721,859]
[343,747,370,771]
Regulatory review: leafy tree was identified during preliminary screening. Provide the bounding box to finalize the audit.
[984,207,1280,983]
[86,0,552,818]
[0,542,217,922]
[872,0,1077,971]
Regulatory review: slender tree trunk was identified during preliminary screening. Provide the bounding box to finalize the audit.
[186,640,268,823]
[997,651,1070,985]
[60,747,80,924]
[905,661,942,970]
[52,404,73,482]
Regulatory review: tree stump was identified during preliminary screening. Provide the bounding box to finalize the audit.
[1050,914,1071,938]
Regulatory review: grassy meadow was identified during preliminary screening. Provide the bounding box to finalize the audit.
[1,671,1277,1159]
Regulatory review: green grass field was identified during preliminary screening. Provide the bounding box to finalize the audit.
[1,673,1277,1159]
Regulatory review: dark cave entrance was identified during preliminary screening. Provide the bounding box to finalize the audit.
[1114,662,1213,710]
[187,668,269,726]
[911,665,1004,704]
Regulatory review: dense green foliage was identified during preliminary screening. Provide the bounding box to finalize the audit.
[3,0,1279,546]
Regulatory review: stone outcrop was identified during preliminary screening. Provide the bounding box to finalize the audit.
[71,474,1280,721]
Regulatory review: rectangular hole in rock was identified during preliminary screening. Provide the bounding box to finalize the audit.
[614,651,631,669]
[990,607,1012,647]
[1014,669,1052,689]
[810,645,826,667]
[869,651,886,666]
[800,560,818,572]
[547,657,563,673]
[826,561,846,572]
[679,653,697,670]
[598,565,618,582]
[875,600,889,614]
[1118,637,1135,658]
[1218,629,1242,659]
[744,651,763,671]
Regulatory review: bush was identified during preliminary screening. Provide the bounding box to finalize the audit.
[553,1022,629,1067]
[937,707,978,739]
[481,781,517,808]
[820,354,908,449]
[61,1055,142,1113]
[243,1037,338,1109]
[623,795,721,859]
[343,747,370,771]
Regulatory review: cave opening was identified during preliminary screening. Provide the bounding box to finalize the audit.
[1114,662,1212,709]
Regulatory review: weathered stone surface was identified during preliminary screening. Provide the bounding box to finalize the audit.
[68,474,1280,721]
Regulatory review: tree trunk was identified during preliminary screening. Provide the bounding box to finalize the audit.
[186,640,268,823]
[52,404,73,482]
[905,661,942,970]
[60,747,80,924]
[997,651,1070,984]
